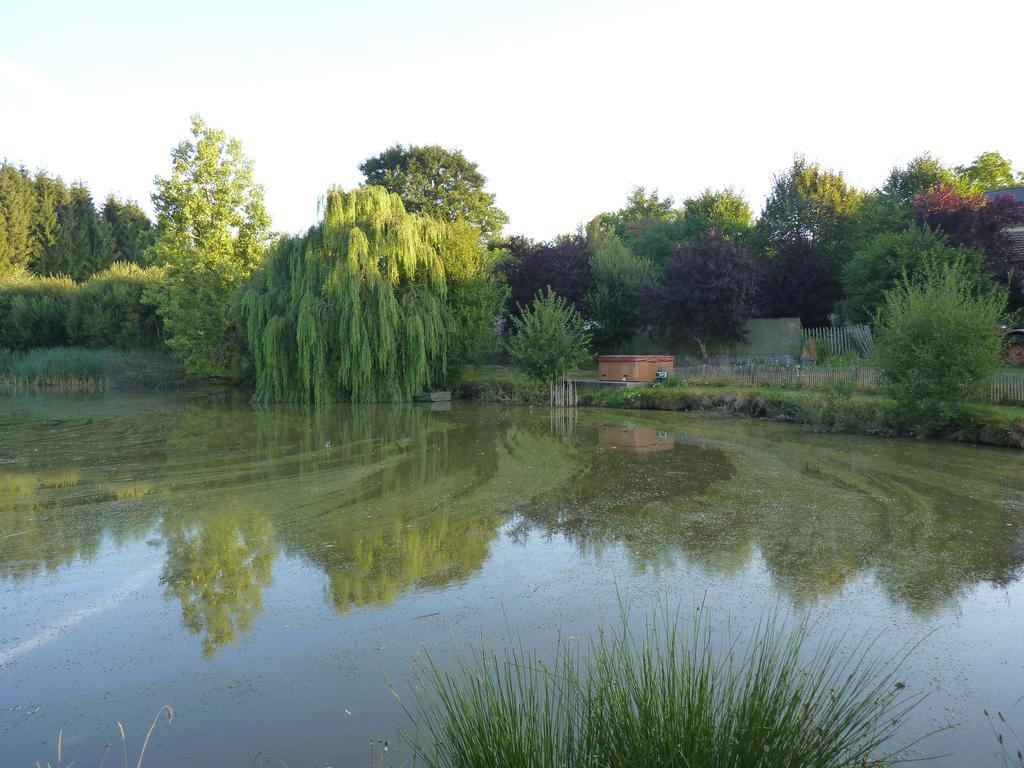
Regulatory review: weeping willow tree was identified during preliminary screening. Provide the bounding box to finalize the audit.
[241,186,449,403]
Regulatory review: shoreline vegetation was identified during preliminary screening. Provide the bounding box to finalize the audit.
[3,124,1024,452]
[0,347,185,391]
[3,355,1022,449]
[456,366,1024,450]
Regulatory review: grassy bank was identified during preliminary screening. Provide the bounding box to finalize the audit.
[456,367,1024,449]
[0,347,186,391]
[404,612,922,768]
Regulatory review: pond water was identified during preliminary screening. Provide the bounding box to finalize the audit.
[1,391,1023,766]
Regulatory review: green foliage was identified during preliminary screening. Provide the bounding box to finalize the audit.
[39,183,115,281]
[405,611,918,768]
[359,144,508,239]
[955,151,1020,192]
[0,264,165,350]
[678,186,754,243]
[506,288,591,384]
[436,220,508,369]
[0,163,39,275]
[66,262,164,349]
[882,153,956,202]
[0,270,75,349]
[600,186,677,235]
[0,347,182,390]
[584,220,651,350]
[758,156,864,274]
[102,195,155,264]
[874,260,1007,431]
[599,187,683,266]
[0,162,155,282]
[241,186,449,403]
[843,226,988,321]
[145,114,270,378]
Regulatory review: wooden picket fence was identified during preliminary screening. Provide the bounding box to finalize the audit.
[677,363,882,393]
[676,363,1024,406]
[991,373,1024,405]
[803,324,873,358]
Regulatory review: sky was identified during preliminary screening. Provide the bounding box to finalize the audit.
[2,0,1022,240]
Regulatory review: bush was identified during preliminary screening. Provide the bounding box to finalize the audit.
[0,271,75,349]
[874,260,1007,431]
[66,262,165,349]
[404,611,920,768]
[506,288,591,384]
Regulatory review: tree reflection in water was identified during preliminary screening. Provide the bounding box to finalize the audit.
[1,395,1023,658]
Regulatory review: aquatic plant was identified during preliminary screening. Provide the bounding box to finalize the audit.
[0,347,183,390]
[402,611,924,768]
[35,705,173,768]
[241,186,449,403]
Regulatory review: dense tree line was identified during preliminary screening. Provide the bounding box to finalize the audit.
[0,162,154,280]
[498,152,1024,352]
[3,120,1023,400]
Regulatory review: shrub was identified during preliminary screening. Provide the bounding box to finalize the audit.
[66,262,165,349]
[506,288,591,384]
[0,271,75,349]
[874,260,1007,431]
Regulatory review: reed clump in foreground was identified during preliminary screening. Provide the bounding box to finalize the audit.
[402,612,926,768]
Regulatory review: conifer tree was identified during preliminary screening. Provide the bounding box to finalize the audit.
[0,163,36,274]
[31,171,67,270]
[102,195,154,264]
[42,184,114,280]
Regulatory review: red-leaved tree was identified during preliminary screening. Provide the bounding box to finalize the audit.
[641,233,756,359]
[498,235,591,316]
[914,185,1024,297]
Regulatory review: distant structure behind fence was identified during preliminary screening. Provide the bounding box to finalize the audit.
[802,324,873,358]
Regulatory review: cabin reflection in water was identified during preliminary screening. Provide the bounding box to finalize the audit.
[598,424,675,453]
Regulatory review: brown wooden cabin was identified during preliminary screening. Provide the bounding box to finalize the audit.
[597,355,675,382]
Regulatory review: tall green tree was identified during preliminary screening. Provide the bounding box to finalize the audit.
[599,187,683,266]
[600,186,677,235]
[0,163,36,274]
[359,144,508,239]
[146,114,270,377]
[39,184,114,281]
[442,220,508,368]
[758,157,863,275]
[882,153,956,202]
[241,186,448,403]
[956,151,1020,192]
[102,195,154,264]
[678,187,754,243]
[584,219,651,350]
[31,171,68,270]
